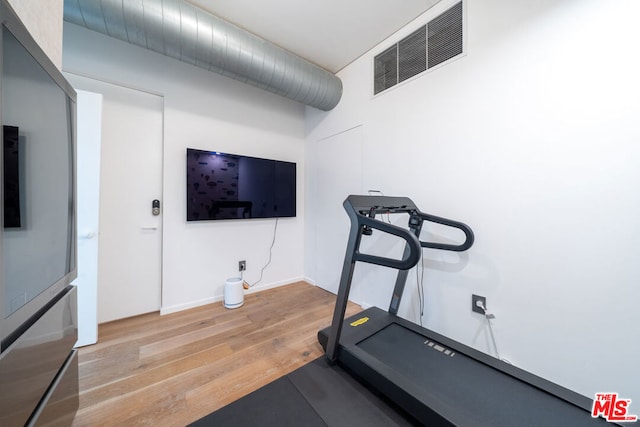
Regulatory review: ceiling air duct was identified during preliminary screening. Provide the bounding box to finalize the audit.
[63,0,343,111]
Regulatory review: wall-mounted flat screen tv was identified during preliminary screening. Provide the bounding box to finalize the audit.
[186,148,296,221]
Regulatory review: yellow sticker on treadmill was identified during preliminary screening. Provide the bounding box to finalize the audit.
[350,317,369,327]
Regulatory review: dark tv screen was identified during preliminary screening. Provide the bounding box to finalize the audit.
[186,148,296,221]
[3,125,20,228]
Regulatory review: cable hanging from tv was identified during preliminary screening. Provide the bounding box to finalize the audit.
[243,217,279,289]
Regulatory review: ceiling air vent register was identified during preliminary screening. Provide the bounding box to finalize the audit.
[374,1,463,95]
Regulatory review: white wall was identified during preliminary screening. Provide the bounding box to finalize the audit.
[62,23,306,315]
[6,0,63,69]
[306,0,640,402]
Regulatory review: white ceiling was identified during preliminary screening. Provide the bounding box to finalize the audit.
[187,0,442,73]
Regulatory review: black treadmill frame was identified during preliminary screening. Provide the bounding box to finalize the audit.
[325,195,474,363]
[320,194,608,426]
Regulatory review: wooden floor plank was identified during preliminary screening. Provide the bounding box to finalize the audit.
[71,281,360,426]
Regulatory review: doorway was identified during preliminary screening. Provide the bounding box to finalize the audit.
[308,126,363,302]
[68,74,163,324]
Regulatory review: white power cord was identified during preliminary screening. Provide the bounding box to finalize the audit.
[243,217,278,289]
[475,300,511,364]
[415,254,425,326]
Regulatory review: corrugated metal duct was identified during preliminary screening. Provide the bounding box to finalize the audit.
[63,0,343,111]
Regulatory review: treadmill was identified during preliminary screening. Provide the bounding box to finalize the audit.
[318,195,611,426]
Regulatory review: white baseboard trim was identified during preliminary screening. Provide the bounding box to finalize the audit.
[159,276,306,316]
[302,276,366,308]
[160,296,220,315]
[243,275,305,295]
[302,276,318,287]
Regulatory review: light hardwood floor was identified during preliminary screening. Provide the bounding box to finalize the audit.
[71,281,359,426]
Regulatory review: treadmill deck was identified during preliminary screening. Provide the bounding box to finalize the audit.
[319,306,611,426]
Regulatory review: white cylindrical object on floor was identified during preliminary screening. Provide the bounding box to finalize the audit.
[224,277,244,309]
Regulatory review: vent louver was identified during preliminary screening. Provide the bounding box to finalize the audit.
[428,2,463,68]
[374,1,463,95]
[399,26,427,83]
[374,45,398,95]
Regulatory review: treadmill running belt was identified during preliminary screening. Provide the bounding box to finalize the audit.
[357,323,608,426]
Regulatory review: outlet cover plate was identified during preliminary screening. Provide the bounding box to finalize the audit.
[472,294,486,314]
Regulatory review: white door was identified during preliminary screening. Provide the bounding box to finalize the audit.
[309,126,363,302]
[67,74,163,323]
[75,90,102,346]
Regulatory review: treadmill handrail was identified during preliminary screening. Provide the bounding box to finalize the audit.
[416,211,475,252]
[346,194,474,253]
[325,195,475,364]
[354,214,422,270]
